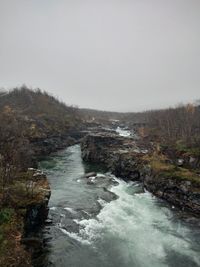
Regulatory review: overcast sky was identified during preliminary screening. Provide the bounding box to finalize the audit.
[0,0,200,112]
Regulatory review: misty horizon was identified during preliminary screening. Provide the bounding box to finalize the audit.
[0,0,200,112]
[1,84,200,113]
[2,84,199,114]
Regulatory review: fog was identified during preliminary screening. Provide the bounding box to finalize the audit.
[0,0,200,111]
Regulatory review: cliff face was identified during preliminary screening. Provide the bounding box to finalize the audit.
[81,133,152,180]
[81,133,200,215]
[0,169,51,267]
[81,133,124,164]
[143,173,200,214]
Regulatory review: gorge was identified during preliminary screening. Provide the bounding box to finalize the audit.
[32,127,200,267]
[0,88,200,267]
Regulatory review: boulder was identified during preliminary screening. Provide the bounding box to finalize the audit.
[177,159,184,166]
[84,172,97,178]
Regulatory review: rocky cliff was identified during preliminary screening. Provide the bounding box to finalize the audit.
[81,132,200,215]
[0,169,51,267]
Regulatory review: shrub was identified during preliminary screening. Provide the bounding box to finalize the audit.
[0,208,14,224]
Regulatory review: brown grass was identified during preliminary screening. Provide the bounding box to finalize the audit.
[143,153,200,183]
[0,211,32,267]
[0,170,50,267]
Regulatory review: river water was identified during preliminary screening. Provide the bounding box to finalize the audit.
[37,144,200,267]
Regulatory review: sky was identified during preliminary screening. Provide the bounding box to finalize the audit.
[0,0,200,112]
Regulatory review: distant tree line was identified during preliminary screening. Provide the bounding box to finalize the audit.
[146,103,200,148]
[80,100,200,151]
[120,102,200,150]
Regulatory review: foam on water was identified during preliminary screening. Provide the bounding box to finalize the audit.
[116,126,131,137]
[97,198,107,207]
[71,178,200,267]
[40,145,200,267]
[64,207,77,214]
[50,206,57,211]
[59,227,90,245]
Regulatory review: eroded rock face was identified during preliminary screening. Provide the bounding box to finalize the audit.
[143,173,200,215]
[31,136,77,159]
[81,132,200,215]
[24,169,51,233]
[25,203,49,232]
[84,172,97,178]
[81,132,144,181]
[81,133,124,163]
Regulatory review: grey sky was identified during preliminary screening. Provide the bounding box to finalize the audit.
[0,0,200,112]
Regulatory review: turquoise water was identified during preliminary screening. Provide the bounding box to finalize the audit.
[36,144,200,267]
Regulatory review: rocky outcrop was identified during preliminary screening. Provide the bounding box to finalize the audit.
[20,169,51,266]
[24,169,51,233]
[81,133,124,163]
[84,172,97,178]
[142,172,200,215]
[81,132,149,181]
[30,135,76,159]
[81,132,200,215]
[0,168,51,267]
[29,130,87,167]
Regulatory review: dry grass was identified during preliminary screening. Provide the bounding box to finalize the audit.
[0,210,32,267]
[143,153,200,183]
[0,171,50,208]
[0,170,50,267]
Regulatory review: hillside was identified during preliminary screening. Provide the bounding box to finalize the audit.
[0,86,81,139]
[0,87,84,267]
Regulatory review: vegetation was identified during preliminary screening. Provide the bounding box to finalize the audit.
[0,86,83,267]
[119,102,200,150]
[0,206,31,267]
[0,85,83,197]
[143,153,200,183]
[145,103,200,148]
[81,101,200,156]
[0,86,82,138]
[0,86,199,265]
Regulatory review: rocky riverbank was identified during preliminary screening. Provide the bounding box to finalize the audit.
[29,130,86,167]
[0,133,85,267]
[0,169,50,267]
[0,129,86,267]
[0,87,88,267]
[81,132,200,215]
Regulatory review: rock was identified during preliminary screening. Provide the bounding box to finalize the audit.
[143,173,200,215]
[33,172,46,179]
[189,157,196,164]
[177,159,184,166]
[22,169,51,232]
[99,189,118,202]
[87,177,96,184]
[84,172,97,178]
[25,203,49,232]
[29,132,84,163]
[28,167,37,171]
[45,218,53,225]
[81,131,200,216]
[21,237,43,250]
[81,133,143,181]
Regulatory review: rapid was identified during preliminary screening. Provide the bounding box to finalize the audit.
[36,144,200,267]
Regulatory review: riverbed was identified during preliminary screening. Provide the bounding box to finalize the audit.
[36,144,200,267]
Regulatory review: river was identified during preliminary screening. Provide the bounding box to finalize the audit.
[36,144,200,267]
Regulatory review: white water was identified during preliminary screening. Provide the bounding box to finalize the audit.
[38,145,200,267]
[65,178,200,267]
[116,126,131,137]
